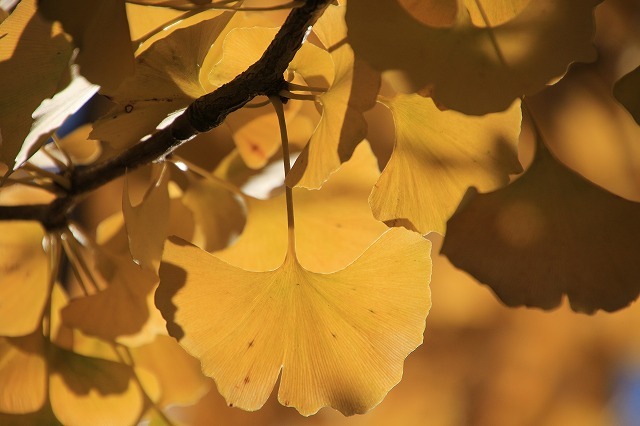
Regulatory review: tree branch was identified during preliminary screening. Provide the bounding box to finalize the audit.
[0,0,332,230]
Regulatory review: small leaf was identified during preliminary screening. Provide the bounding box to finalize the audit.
[286,3,380,188]
[38,0,135,90]
[157,227,431,415]
[49,345,144,426]
[91,10,234,149]
[0,0,73,169]
[346,0,601,114]
[0,221,49,336]
[0,333,47,414]
[123,164,170,272]
[370,94,522,235]
[441,141,640,313]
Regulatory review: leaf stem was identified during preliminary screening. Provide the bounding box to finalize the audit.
[270,95,296,257]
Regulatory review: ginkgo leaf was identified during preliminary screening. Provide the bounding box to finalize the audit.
[346,0,601,114]
[464,0,531,26]
[61,248,159,342]
[38,0,135,91]
[286,4,380,188]
[209,26,331,170]
[91,10,234,149]
[55,124,102,165]
[132,335,211,407]
[49,345,144,426]
[217,142,389,272]
[441,140,640,313]
[0,333,47,414]
[0,0,73,169]
[395,0,458,27]
[0,221,49,336]
[123,164,170,272]
[157,227,431,415]
[181,172,246,252]
[613,65,640,126]
[370,94,522,235]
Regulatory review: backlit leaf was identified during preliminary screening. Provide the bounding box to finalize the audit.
[123,164,170,272]
[91,10,234,149]
[38,0,135,91]
[157,227,431,415]
[0,221,49,336]
[441,140,640,313]
[286,4,379,188]
[49,345,144,426]
[346,0,601,114]
[217,142,389,272]
[0,333,47,414]
[0,0,72,169]
[370,94,521,235]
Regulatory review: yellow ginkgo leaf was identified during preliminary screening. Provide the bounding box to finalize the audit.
[286,4,380,188]
[38,0,134,91]
[123,164,170,272]
[0,0,73,169]
[61,248,159,342]
[441,140,640,313]
[614,65,640,126]
[395,0,458,27]
[49,345,144,426]
[132,335,211,407]
[157,227,431,415]
[181,172,246,252]
[56,125,102,165]
[0,333,47,414]
[217,142,389,272]
[91,10,234,149]
[346,0,601,114]
[209,26,330,170]
[0,221,49,336]
[370,94,522,235]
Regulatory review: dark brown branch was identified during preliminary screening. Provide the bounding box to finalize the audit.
[0,0,331,231]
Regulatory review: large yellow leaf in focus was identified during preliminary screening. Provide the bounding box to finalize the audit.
[0,222,49,336]
[441,141,640,313]
[0,333,47,414]
[346,0,601,114]
[217,142,389,272]
[157,227,431,415]
[370,94,521,235]
[91,10,234,149]
[286,4,380,188]
[0,0,72,169]
[38,0,134,91]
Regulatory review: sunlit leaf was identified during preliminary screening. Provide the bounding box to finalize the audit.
[49,345,144,426]
[38,0,135,91]
[0,0,72,169]
[217,142,389,272]
[0,222,49,336]
[157,227,431,415]
[442,140,640,313]
[370,94,521,235]
[286,4,380,188]
[0,333,47,414]
[55,125,102,165]
[346,0,601,114]
[464,0,531,26]
[91,10,234,149]
[613,65,640,126]
[181,172,246,252]
[123,164,170,272]
[61,248,159,342]
[133,335,211,407]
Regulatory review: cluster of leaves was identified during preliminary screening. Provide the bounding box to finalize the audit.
[1,0,639,424]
